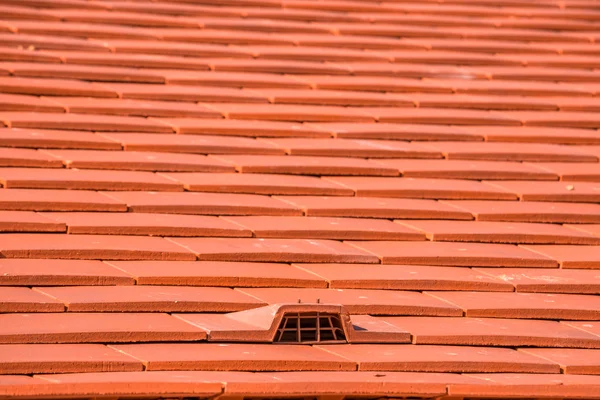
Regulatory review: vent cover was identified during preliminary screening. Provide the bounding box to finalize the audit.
[274,312,347,344]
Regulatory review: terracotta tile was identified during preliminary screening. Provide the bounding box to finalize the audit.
[374,159,557,180]
[328,21,450,38]
[0,210,64,233]
[296,264,511,291]
[240,371,480,398]
[0,168,182,191]
[361,107,522,125]
[225,216,425,241]
[550,43,600,57]
[40,212,251,237]
[108,260,326,288]
[563,321,600,339]
[43,150,234,172]
[398,220,600,245]
[346,314,413,343]
[0,344,143,374]
[213,155,398,176]
[307,122,479,141]
[0,259,133,286]
[475,268,600,294]
[241,7,363,22]
[0,4,60,20]
[342,61,475,78]
[284,33,423,50]
[569,146,600,160]
[113,343,355,371]
[447,78,592,97]
[101,133,283,155]
[487,180,600,203]
[0,234,196,261]
[163,173,352,195]
[349,241,557,267]
[0,313,207,344]
[0,93,64,113]
[319,344,559,373]
[369,49,517,66]
[507,110,600,129]
[151,27,290,45]
[410,93,558,111]
[383,317,600,348]
[0,112,173,133]
[0,287,64,313]
[104,82,266,103]
[326,177,517,200]
[0,128,121,150]
[171,238,379,263]
[423,141,598,162]
[0,148,63,168]
[0,76,117,98]
[254,46,394,63]
[554,96,600,112]
[162,70,307,88]
[251,88,413,107]
[0,32,110,52]
[54,10,201,28]
[520,348,600,374]
[203,17,331,34]
[206,103,374,122]
[30,0,139,11]
[478,65,600,83]
[239,288,462,316]
[297,75,451,93]
[9,20,160,40]
[211,58,350,75]
[277,196,472,220]
[104,40,255,59]
[172,310,295,343]
[0,189,126,212]
[467,125,600,145]
[5,62,166,83]
[0,375,41,398]
[430,291,600,320]
[450,373,600,399]
[2,48,62,64]
[446,200,600,224]
[57,50,212,70]
[505,7,599,21]
[156,118,326,137]
[521,245,600,269]
[565,224,600,242]
[106,191,301,216]
[30,371,224,398]
[37,286,263,312]
[261,138,441,159]
[49,97,220,118]
[533,162,600,182]
[492,17,597,32]
[407,38,553,55]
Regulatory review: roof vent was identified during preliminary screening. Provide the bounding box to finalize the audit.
[210,303,393,343]
[275,311,347,344]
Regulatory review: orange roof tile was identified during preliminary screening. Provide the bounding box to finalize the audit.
[3,0,600,398]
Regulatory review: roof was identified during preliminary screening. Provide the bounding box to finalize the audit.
[1,0,600,399]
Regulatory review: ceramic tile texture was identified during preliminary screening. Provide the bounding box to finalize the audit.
[2,1,600,399]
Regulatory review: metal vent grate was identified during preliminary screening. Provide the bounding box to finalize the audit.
[274,312,347,344]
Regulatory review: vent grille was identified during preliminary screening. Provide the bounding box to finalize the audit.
[274,312,347,344]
